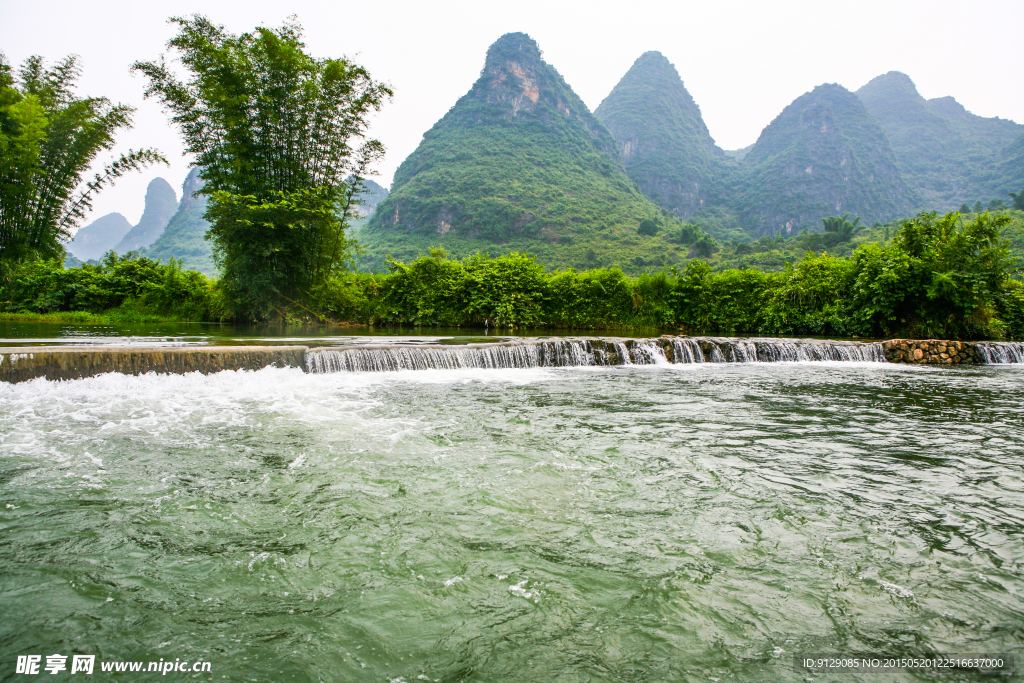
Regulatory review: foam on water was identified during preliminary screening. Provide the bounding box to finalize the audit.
[2,362,1023,682]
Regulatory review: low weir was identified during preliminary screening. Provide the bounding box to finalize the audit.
[1,337,1021,383]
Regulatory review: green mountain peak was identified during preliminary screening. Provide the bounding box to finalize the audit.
[741,82,915,235]
[857,71,1023,209]
[362,33,675,270]
[594,51,726,219]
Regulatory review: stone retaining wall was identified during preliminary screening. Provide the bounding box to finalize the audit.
[0,338,1004,383]
[0,346,308,383]
[881,339,978,364]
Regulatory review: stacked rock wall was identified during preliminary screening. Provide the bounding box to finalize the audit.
[882,339,977,364]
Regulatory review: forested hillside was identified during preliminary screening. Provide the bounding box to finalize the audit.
[856,71,1024,210]
[736,83,916,236]
[358,33,701,272]
[593,51,730,220]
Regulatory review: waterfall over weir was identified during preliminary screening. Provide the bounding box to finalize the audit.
[975,341,1024,364]
[305,337,886,373]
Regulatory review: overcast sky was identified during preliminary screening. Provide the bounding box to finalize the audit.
[2,0,1022,228]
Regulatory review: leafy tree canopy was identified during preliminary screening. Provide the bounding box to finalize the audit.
[1010,189,1024,211]
[0,52,164,263]
[821,213,863,247]
[133,15,392,318]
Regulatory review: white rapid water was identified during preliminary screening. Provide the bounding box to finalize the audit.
[305,336,887,373]
[671,338,705,364]
[697,337,887,363]
[975,341,1024,364]
[306,339,602,373]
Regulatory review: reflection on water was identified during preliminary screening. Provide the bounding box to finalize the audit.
[1,363,1022,681]
[0,320,616,348]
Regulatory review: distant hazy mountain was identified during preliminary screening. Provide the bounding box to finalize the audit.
[145,168,215,275]
[594,51,728,219]
[144,171,390,276]
[67,212,132,261]
[112,178,178,253]
[856,71,1023,209]
[352,178,389,218]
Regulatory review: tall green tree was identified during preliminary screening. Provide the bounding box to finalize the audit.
[820,213,862,247]
[0,52,164,263]
[1010,189,1024,211]
[133,15,392,318]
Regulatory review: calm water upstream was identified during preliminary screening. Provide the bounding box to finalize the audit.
[1,360,1023,682]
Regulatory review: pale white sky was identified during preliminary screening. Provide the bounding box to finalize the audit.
[2,0,1021,228]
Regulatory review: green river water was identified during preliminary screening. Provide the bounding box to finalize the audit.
[1,356,1022,681]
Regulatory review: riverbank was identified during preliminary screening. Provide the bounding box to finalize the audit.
[3,336,1022,383]
[4,212,1023,339]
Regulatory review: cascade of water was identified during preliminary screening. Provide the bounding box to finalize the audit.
[614,342,633,365]
[974,342,1024,364]
[671,338,705,364]
[687,338,885,363]
[307,340,602,374]
[732,341,759,362]
[630,340,670,365]
[303,336,890,374]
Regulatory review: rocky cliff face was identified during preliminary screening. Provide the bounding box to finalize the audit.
[741,83,915,236]
[366,32,664,246]
[594,51,729,219]
[352,178,389,218]
[113,177,178,253]
[67,212,132,261]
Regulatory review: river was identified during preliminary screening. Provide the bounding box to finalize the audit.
[1,332,1022,681]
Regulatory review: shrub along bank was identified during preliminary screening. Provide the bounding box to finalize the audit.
[2,211,1022,339]
[0,253,225,322]
[319,212,1024,340]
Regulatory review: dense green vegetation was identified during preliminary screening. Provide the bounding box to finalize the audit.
[0,52,164,263]
[8,211,1020,340]
[134,15,391,319]
[0,252,223,321]
[344,212,1024,340]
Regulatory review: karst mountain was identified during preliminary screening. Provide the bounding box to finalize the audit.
[112,177,179,253]
[78,42,1023,273]
[360,33,683,270]
[594,51,727,220]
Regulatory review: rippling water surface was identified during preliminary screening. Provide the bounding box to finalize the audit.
[1,363,1023,682]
